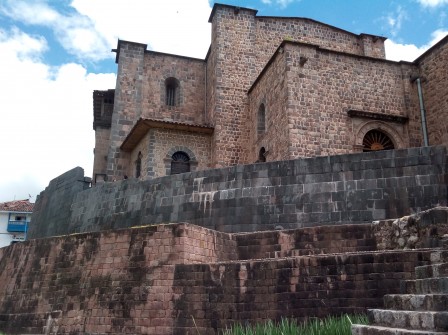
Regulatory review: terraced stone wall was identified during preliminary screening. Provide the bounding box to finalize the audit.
[0,222,439,334]
[29,146,448,239]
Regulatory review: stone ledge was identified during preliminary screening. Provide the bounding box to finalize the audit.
[352,324,448,335]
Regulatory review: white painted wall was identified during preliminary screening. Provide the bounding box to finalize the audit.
[0,211,30,248]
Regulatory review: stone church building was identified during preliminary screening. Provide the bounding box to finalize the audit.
[92,3,448,184]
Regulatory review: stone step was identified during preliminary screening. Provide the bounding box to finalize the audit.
[352,324,448,335]
[401,280,416,294]
[384,294,448,311]
[415,277,448,294]
[269,246,375,258]
[368,309,448,331]
[431,250,448,264]
[353,324,448,335]
[415,263,448,279]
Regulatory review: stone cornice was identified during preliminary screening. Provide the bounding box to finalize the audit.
[347,109,408,124]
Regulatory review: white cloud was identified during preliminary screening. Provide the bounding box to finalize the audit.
[1,0,212,61]
[383,6,408,37]
[71,0,212,59]
[261,0,297,9]
[0,0,212,203]
[417,0,448,7]
[385,29,448,61]
[0,0,111,61]
[0,28,116,203]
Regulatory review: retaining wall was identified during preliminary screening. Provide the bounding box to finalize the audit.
[29,146,448,239]
[0,221,441,334]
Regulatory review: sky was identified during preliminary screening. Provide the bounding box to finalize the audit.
[0,0,447,203]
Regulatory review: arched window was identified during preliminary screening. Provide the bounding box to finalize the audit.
[165,77,179,106]
[135,152,142,178]
[171,151,190,175]
[258,147,266,163]
[363,129,395,152]
[257,103,266,135]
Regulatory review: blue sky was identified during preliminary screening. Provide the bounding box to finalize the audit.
[0,0,447,203]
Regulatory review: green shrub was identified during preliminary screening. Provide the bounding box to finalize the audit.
[221,314,368,335]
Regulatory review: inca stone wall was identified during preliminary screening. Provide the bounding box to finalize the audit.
[29,146,447,239]
[3,215,447,334]
[29,167,91,239]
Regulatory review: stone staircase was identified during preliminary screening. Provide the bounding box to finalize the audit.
[352,245,448,335]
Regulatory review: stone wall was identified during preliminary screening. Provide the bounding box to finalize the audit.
[2,218,444,334]
[209,5,256,167]
[141,52,205,125]
[150,128,212,178]
[107,41,146,181]
[129,131,150,179]
[92,127,110,182]
[249,45,290,163]
[28,167,91,239]
[418,36,448,147]
[207,4,387,167]
[29,146,447,239]
[107,42,207,181]
[247,41,421,161]
[255,16,385,62]
[285,42,415,157]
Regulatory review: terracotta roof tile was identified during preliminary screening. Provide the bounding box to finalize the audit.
[0,199,34,212]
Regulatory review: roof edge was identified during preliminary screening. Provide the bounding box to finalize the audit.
[209,3,258,23]
[413,34,448,64]
[113,39,148,63]
[248,40,408,94]
[121,118,214,152]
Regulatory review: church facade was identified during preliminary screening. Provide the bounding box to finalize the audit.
[92,3,448,184]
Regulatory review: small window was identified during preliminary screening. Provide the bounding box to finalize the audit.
[363,130,395,152]
[135,152,142,178]
[257,103,266,135]
[171,151,190,175]
[258,147,266,163]
[165,77,179,106]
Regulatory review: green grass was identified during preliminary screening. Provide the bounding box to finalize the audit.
[221,314,369,335]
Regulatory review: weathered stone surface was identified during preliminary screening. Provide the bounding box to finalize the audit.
[0,222,435,334]
[93,3,448,185]
[352,234,448,335]
[30,146,448,239]
[384,294,448,311]
[28,167,91,239]
[367,310,448,331]
[374,207,448,251]
[352,324,447,334]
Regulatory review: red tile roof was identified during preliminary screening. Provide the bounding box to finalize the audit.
[0,199,34,213]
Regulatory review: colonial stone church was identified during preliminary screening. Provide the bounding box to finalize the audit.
[92,3,448,184]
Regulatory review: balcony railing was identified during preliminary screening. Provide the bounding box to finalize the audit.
[7,221,29,233]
